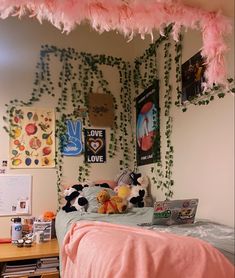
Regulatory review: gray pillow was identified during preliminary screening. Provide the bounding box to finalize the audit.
[83,186,115,213]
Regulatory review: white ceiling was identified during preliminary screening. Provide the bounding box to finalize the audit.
[182,0,234,17]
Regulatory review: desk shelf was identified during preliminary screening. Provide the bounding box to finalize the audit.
[0,240,59,278]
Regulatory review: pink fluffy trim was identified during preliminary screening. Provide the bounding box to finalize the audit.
[0,0,232,86]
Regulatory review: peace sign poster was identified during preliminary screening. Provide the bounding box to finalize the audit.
[62,120,83,156]
[84,129,106,163]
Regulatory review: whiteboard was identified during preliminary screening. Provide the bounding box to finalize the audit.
[0,175,32,216]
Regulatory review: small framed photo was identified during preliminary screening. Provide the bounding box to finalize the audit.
[181,51,206,103]
[16,197,29,214]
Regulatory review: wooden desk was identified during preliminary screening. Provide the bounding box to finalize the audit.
[0,239,59,277]
[0,239,59,262]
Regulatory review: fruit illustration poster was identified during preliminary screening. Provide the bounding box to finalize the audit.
[9,107,55,168]
[136,81,160,166]
[84,129,106,163]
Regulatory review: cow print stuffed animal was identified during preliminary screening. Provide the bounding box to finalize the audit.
[128,176,149,208]
[62,184,88,213]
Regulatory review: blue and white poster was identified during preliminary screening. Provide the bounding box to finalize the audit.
[84,129,106,163]
[62,120,83,156]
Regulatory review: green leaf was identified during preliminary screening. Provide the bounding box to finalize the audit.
[218,93,225,98]
[42,133,50,139]
[12,150,18,156]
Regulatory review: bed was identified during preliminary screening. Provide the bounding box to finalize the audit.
[56,206,234,278]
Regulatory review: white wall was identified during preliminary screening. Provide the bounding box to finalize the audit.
[138,28,234,227]
[0,17,153,237]
[0,17,234,238]
[171,28,234,226]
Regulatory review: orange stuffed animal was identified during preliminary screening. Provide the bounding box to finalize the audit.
[43,211,56,221]
[96,189,127,214]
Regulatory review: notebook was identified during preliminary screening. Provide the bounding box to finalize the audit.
[152,199,199,226]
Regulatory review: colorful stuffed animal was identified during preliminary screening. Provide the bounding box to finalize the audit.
[43,211,56,221]
[96,189,127,214]
[115,184,131,203]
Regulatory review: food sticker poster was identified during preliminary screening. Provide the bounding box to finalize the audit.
[9,107,55,168]
[84,129,106,163]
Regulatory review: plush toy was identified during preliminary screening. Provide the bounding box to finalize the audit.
[137,176,149,189]
[128,186,147,208]
[43,211,56,221]
[115,169,133,186]
[96,189,127,214]
[128,176,149,208]
[72,193,88,212]
[62,184,88,213]
[94,183,111,188]
[82,181,95,188]
[129,172,142,185]
[115,184,131,202]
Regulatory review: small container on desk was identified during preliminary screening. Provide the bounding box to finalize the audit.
[33,221,52,241]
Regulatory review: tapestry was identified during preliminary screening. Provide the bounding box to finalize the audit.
[62,119,83,156]
[84,129,106,163]
[9,107,55,168]
[136,81,160,166]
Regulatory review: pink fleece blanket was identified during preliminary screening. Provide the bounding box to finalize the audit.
[62,221,234,278]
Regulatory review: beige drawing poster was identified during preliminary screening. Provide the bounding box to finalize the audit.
[88,93,114,127]
[9,107,55,168]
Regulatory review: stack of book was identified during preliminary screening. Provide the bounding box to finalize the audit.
[1,259,37,278]
[35,256,59,274]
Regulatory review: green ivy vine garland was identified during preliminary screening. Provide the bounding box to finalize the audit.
[133,25,175,198]
[3,45,134,204]
[3,24,233,202]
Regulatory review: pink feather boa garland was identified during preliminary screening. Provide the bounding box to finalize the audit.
[0,0,232,86]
